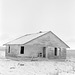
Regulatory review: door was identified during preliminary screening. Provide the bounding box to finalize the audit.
[54,47,57,56]
[43,47,46,58]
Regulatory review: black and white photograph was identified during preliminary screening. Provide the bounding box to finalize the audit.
[0,0,75,75]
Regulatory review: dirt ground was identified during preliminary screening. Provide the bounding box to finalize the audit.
[0,51,75,75]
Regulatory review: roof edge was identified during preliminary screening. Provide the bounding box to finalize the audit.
[50,31,70,48]
[3,31,50,45]
[23,31,51,45]
[3,31,70,48]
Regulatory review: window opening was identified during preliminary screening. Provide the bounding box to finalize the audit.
[20,46,24,54]
[43,47,46,58]
[8,46,10,53]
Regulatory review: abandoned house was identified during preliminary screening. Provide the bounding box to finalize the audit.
[4,31,70,60]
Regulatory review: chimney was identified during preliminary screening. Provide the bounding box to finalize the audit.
[39,31,42,33]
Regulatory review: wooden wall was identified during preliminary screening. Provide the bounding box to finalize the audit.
[5,45,66,60]
[24,32,68,48]
[46,47,66,59]
[5,45,20,58]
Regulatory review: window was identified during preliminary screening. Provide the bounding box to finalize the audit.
[54,47,57,56]
[8,46,10,53]
[43,47,46,58]
[20,46,24,54]
[54,47,60,56]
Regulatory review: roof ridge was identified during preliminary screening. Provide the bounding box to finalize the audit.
[23,31,51,45]
[4,31,50,45]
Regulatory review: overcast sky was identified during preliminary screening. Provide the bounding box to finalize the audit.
[0,0,75,49]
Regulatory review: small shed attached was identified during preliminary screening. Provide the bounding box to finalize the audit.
[4,31,70,60]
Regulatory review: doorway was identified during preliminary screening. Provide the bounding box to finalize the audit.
[43,47,46,58]
[8,46,10,53]
[54,47,57,56]
[20,46,24,54]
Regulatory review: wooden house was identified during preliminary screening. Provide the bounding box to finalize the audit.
[4,31,70,60]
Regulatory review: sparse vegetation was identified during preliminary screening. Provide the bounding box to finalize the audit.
[0,49,75,75]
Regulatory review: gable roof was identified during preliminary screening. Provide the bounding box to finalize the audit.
[4,31,70,48]
[4,31,48,45]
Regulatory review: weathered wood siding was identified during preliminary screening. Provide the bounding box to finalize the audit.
[18,45,43,58]
[46,47,66,59]
[6,45,43,59]
[60,48,66,59]
[24,32,67,48]
[5,45,20,58]
[6,45,66,60]
[5,32,67,60]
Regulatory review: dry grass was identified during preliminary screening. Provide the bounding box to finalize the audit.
[0,50,75,75]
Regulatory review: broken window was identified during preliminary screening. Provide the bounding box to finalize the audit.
[20,46,24,54]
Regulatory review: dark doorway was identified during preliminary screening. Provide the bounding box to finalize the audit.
[43,47,46,58]
[20,46,24,54]
[8,46,10,53]
[54,47,57,56]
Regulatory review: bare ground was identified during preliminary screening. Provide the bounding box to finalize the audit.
[0,50,75,75]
